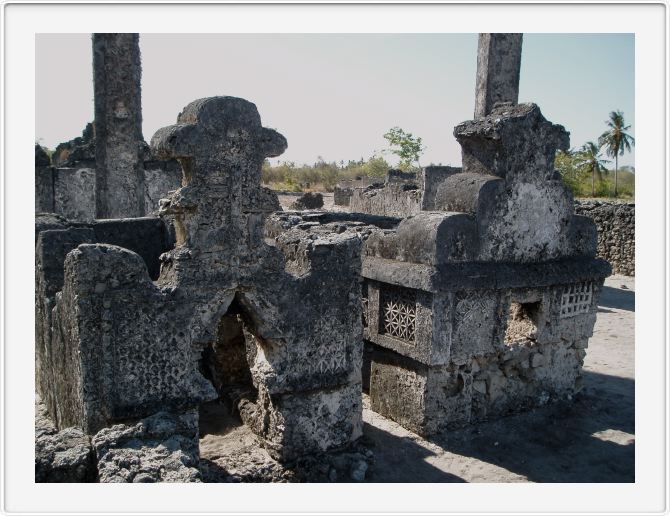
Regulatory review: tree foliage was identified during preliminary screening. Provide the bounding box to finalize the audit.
[382,127,425,170]
[261,155,391,192]
[598,110,635,197]
[574,141,610,197]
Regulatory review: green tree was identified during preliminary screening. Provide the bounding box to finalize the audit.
[383,127,425,170]
[574,141,610,197]
[362,155,390,177]
[598,110,635,197]
[555,148,587,196]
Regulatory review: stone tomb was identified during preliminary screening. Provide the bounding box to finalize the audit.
[35,97,364,465]
[359,103,610,435]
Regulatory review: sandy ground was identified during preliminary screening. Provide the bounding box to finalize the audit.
[200,274,634,483]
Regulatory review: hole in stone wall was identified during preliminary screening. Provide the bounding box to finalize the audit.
[198,295,258,437]
[504,301,540,346]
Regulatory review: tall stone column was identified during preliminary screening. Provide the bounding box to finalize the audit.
[474,33,523,119]
[92,33,145,219]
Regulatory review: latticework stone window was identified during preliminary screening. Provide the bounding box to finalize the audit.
[560,282,593,318]
[379,284,417,343]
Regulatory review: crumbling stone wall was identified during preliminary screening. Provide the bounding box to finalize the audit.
[334,167,463,216]
[35,140,182,220]
[333,177,382,206]
[349,182,422,218]
[575,201,635,276]
[35,215,175,431]
[36,97,366,469]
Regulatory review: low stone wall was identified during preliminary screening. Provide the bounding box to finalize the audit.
[35,161,182,220]
[575,200,635,276]
[349,183,422,218]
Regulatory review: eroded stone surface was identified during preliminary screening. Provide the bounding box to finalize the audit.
[37,96,365,464]
[92,411,202,483]
[93,33,145,218]
[35,397,96,482]
[474,33,523,118]
[290,192,324,210]
[575,201,634,276]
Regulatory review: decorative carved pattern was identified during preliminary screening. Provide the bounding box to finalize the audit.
[560,282,592,318]
[379,284,417,343]
[361,282,369,327]
[311,340,347,375]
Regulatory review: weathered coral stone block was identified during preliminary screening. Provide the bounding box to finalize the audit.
[242,382,363,462]
[53,167,96,221]
[369,348,471,436]
[53,243,216,434]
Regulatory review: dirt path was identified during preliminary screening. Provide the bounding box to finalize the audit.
[200,275,634,483]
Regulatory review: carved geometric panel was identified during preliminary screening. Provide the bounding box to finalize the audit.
[310,339,347,375]
[379,284,417,343]
[560,282,593,318]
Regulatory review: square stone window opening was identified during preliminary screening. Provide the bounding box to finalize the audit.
[504,300,541,346]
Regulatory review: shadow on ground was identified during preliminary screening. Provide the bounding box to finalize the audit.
[364,371,634,483]
[599,286,635,311]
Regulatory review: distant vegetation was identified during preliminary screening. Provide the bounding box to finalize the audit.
[555,110,635,200]
[262,156,392,192]
[41,113,634,199]
[262,126,427,192]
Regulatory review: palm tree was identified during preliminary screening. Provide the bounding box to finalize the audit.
[599,110,635,197]
[575,141,610,197]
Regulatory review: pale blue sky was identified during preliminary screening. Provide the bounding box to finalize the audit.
[36,33,634,167]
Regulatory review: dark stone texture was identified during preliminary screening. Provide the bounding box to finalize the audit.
[420,166,462,210]
[90,217,174,280]
[575,201,634,276]
[35,397,96,482]
[53,167,96,221]
[35,144,51,166]
[333,177,382,206]
[350,181,422,218]
[143,159,183,215]
[92,410,202,483]
[432,172,503,214]
[35,213,71,243]
[474,33,523,118]
[52,123,96,168]
[386,169,417,182]
[455,103,569,183]
[93,33,145,218]
[290,192,324,210]
[364,212,478,266]
[35,167,55,213]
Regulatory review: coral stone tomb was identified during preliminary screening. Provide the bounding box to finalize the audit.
[37,97,364,466]
[357,103,609,435]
